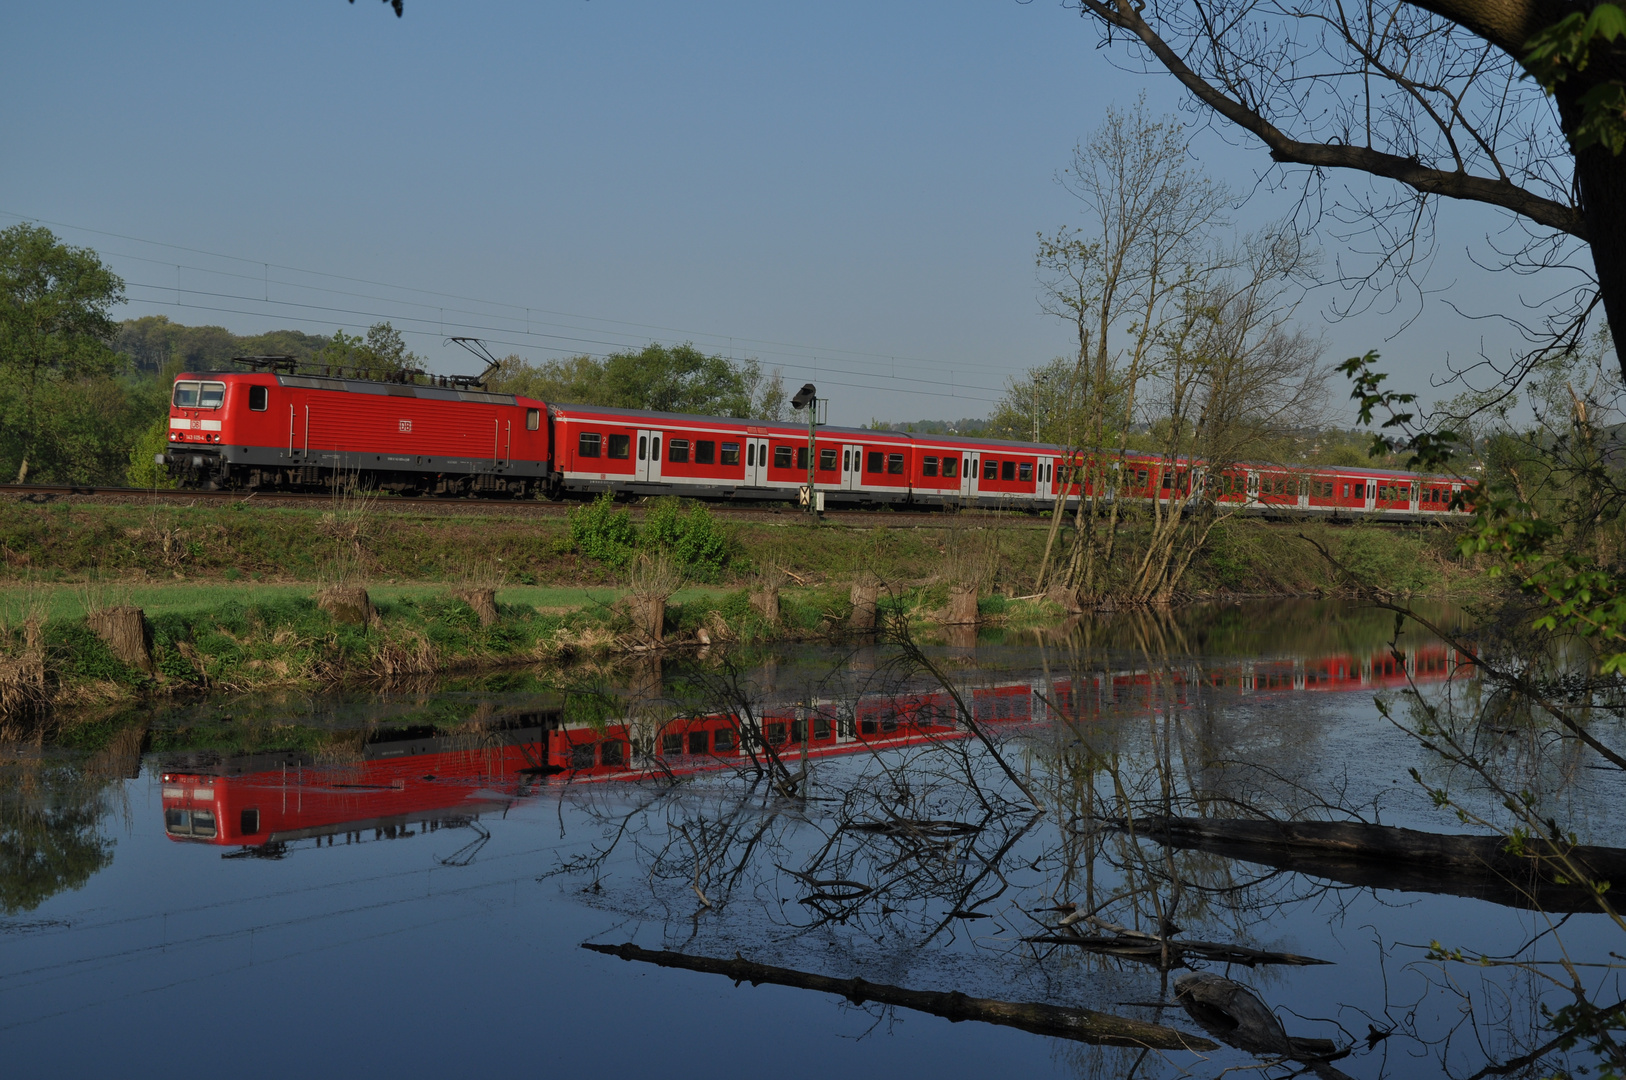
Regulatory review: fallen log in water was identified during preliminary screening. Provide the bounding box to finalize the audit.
[1118,816,1625,914]
[583,941,1216,1051]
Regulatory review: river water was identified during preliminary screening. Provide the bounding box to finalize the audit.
[2,599,1621,1078]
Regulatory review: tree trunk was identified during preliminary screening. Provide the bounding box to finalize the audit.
[946,583,979,625]
[317,586,374,626]
[88,606,154,673]
[751,587,779,623]
[1571,130,1626,380]
[628,595,665,644]
[848,580,878,630]
[456,587,498,627]
[583,941,1215,1051]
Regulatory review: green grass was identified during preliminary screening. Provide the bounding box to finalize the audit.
[0,582,732,624]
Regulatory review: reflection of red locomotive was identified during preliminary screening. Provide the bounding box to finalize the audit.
[162,646,1467,851]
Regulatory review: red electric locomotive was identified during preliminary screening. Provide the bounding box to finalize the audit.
[163,368,549,496]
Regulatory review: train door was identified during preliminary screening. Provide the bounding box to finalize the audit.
[1035,456,1052,501]
[745,436,770,486]
[961,453,978,501]
[1245,470,1259,505]
[636,429,663,483]
[842,443,864,491]
[1408,482,1420,513]
[1363,480,1377,512]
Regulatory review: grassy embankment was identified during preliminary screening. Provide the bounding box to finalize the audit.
[0,498,1481,733]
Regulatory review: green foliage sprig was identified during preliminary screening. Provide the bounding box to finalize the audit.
[1524,4,1626,154]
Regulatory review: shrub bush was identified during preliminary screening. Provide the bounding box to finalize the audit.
[641,498,735,582]
[567,491,638,569]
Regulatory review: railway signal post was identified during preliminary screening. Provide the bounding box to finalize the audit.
[791,382,821,517]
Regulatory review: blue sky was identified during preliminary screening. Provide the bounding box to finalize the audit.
[0,0,1564,425]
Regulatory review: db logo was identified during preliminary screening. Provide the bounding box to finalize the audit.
[398,419,412,432]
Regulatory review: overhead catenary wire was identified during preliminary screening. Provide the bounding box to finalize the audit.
[1,208,1019,407]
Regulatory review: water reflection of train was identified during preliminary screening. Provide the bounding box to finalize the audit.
[161,643,1467,853]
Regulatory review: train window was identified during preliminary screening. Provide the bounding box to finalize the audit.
[172,382,200,407]
[1018,462,1033,482]
[785,446,800,470]
[239,808,260,836]
[814,715,831,740]
[843,450,851,471]
[527,408,540,431]
[713,728,736,752]
[578,432,601,458]
[601,741,625,768]
[819,448,838,471]
[942,457,958,478]
[980,459,994,480]
[638,436,648,461]
[662,732,682,755]
[569,743,595,769]
[668,439,690,463]
[688,730,708,755]
[651,437,660,460]
[696,440,716,465]
[881,714,898,733]
[249,385,269,411]
[791,719,807,743]
[1136,469,1148,487]
[721,442,739,465]
[1342,484,1350,497]
[774,445,792,468]
[867,451,883,473]
[887,454,904,475]
[766,723,788,746]
[746,443,755,467]
[1001,461,1016,481]
[199,382,226,408]
[922,456,939,477]
[608,434,630,459]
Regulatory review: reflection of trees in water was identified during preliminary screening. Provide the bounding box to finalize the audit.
[0,727,138,915]
[552,610,1619,1079]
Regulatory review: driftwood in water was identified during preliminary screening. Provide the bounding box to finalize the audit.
[88,606,154,673]
[583,941,1215,1051]
[1175,972,1353,1080]
[1122,816,1625,914]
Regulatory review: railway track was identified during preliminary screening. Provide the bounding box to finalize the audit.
[0,483,1032,526]
[0,483,1447,527]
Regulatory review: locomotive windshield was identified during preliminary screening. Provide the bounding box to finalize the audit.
[172,381,226,408]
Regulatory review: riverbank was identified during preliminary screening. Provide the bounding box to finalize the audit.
[0,499,1487,737]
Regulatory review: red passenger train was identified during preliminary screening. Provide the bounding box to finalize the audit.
[163,368,1467,518]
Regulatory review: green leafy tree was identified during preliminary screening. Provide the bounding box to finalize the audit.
[311,322,422,378]
[0,225,125,482]
[126,414,178,488]
[487,342,769,417]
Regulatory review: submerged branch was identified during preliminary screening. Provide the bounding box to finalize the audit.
[582,941,1217,1050]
